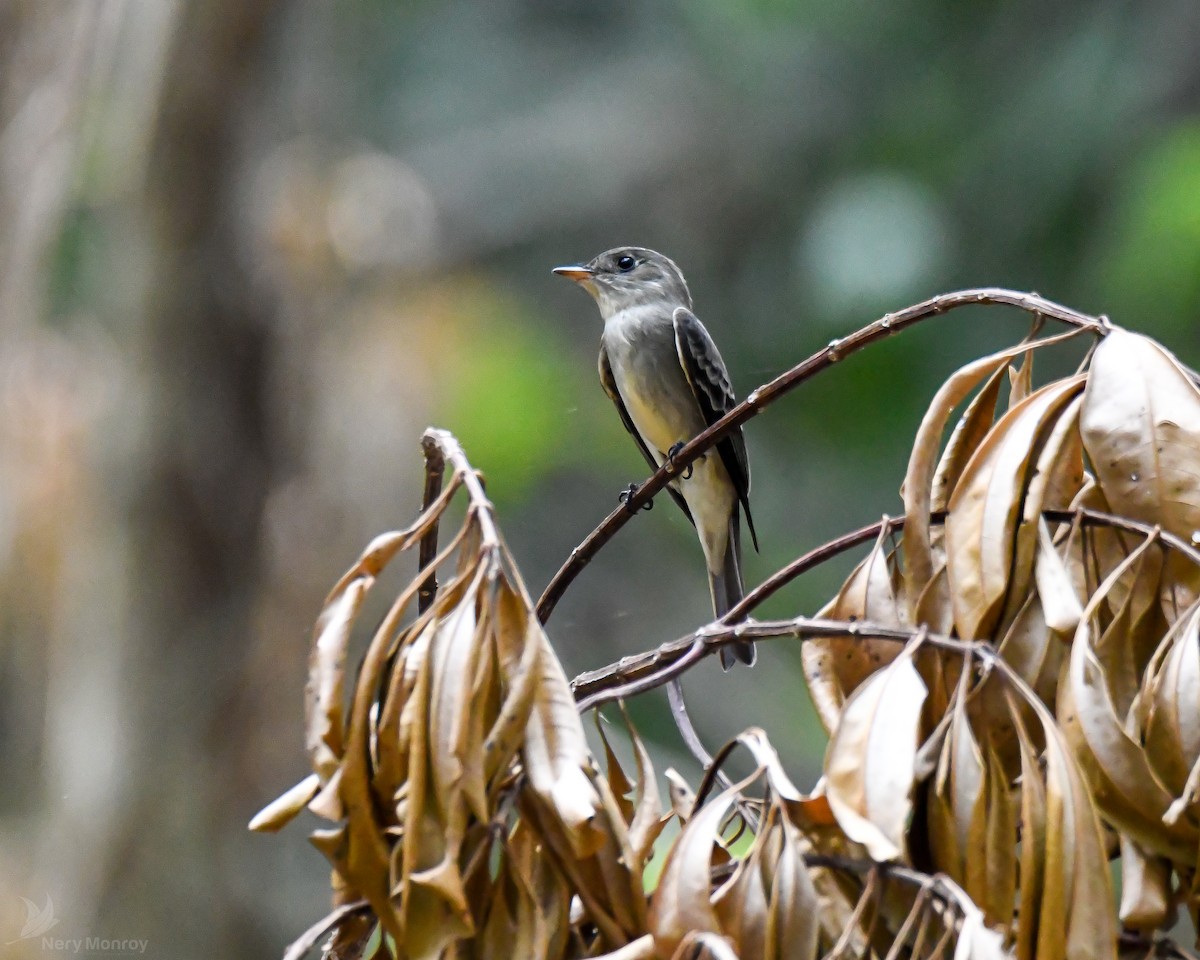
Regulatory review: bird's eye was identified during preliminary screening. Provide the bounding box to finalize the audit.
[616,255,637,272]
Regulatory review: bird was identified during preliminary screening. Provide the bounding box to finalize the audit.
[554,246,758,668]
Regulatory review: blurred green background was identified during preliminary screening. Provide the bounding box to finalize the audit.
[1,0,1198,955]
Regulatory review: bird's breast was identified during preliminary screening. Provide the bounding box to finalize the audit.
[602,309,705,455]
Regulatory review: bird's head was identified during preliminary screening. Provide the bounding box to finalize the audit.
[553,246,692,318]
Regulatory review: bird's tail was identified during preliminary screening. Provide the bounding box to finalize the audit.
[709,505,756,669]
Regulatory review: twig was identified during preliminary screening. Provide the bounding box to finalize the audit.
[572,615,988,711]
[281,901,371,960]
[727,507,1200,624]
[1044,508,1200,569]
[416,436,446,613]
[537,289,1108,624]
[571,506,1200,709]
[665,678,733,791]
[826,865,880,960]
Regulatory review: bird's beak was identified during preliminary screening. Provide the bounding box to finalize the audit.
[553,264,598,298]
[552,265,595,284]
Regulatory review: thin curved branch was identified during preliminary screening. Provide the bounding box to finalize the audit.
[802,854,968,910]
[572,615,988,712]
[666,677,732,792]
[723,507,1200,625]
[416,439,447,613]
[571,507,1200,709]
[1044,508,1200,568]
[537,289,1109,624]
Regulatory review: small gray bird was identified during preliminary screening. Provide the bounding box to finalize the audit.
[554,246,758,668]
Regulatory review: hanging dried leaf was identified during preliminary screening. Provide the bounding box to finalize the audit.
[803,526,907,732]
[248,773,321,833]
[1060,536,1197,864]
[622,708,667,867]
[521,619,605,857]
[648,775,751,958]
[996,395,1085,632]
[903,330,1084,616]
[1117,836,1171,931]
[1143,605,1200,815]
[1034,519,1083,636]
[1005,682,1118,960]
[924,665,1016,930]
[903,350,1013,612]
[1081,329,1200,547]
[1008,349,1034,409]
[945,376,1085,640]
[824,641,928,861]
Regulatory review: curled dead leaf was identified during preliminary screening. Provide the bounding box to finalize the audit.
[824,641,928,862]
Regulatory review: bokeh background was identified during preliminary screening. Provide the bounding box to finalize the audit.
[2,0,1199,955]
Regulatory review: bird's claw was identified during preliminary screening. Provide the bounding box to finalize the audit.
[618,482,653,514]
[667,442,693,480]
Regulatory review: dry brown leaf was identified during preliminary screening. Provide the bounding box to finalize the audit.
[517,788,635,949]
[996,593,1062,714]
[248,773,320,833]
[927,668,984,885]
[1117,835,1172,931]
[824,642,928,861]
[903,330,1083,615]
[1034,519,1083,636]
[598,717,635,813]
[996,395,1085,633]
[712,832,769,960]
[1005,681,1118,960]
[924,669,1016,930]
[1081,328,1200,547]
[976,743,1016,928]
[522,619,605,858]
[1012,709,1046,960]
[1008,349,1034,409]
[484,580,545,784]
[763,817,821,960]
[1060,537,1197,863]
[665,768,697,824]
[428,573,486,819]
[904,353,1011,613]
[714,803,820,960]
[946,376,1085,640]
[622,707,667,867]
[307,578,369,782]
[803,527,907,732]
[649,774,758,959]
[1143,605,1200,817]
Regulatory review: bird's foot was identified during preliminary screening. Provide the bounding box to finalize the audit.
[618,482,653,514]
[666,442,693,479]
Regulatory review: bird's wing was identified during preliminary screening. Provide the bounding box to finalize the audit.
[599,342,694,524]
[672,306,758,551]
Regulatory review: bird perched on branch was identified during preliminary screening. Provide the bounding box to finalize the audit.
[554,246,758,668]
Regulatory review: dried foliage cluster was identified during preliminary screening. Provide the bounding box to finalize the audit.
[255,291,1200,960]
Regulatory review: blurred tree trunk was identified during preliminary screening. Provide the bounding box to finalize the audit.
[105,0,288,953]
